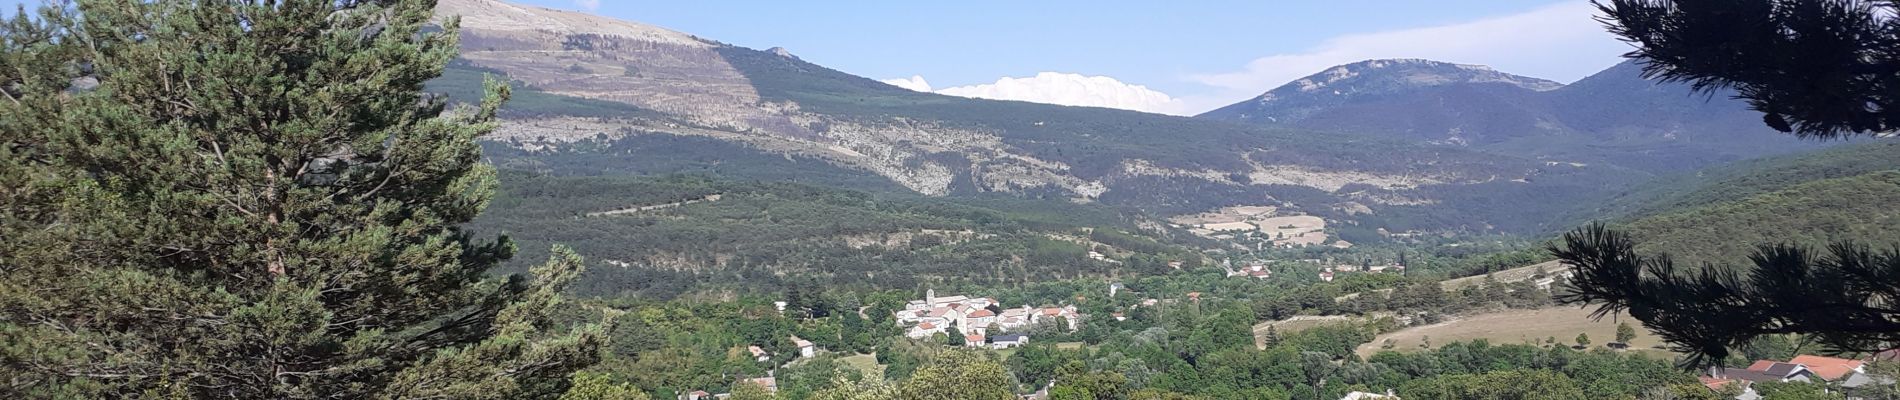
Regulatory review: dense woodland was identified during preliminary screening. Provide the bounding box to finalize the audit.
[469,171,1211,299]
[1621,171,1900,265]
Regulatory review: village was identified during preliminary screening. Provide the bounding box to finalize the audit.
[894,289,1080,347]
[1697,351,1898,400]
[680,290,1090,399]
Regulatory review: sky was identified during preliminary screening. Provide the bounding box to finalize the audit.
[3,1,1635,115]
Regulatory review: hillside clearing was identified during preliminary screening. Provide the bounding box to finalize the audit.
[839,353,884,381]
[1354,307,1672,359]
[1252,315,1364,349]
[1438,260,1567,291]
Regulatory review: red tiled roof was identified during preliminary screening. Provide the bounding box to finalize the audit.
[919,322,936,329]
[1698,376,1736,390]
[1747,360,1779,371]
[1790,355,1864,381]
[967,309,995,318]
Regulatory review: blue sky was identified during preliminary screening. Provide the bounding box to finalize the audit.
[4,0,1634,115]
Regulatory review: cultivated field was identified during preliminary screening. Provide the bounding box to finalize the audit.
[1353,307,1673,359]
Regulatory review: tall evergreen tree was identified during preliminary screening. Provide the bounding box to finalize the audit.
[0,1,599,398]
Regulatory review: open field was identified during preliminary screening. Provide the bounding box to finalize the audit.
[839,353,884,381]
[1438,260,1568,291]
[1353,307,1674,359]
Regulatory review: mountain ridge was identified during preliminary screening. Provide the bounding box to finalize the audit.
[1199,58,1564,125]
[1198,58,1827,173]
[431,0,1707,235]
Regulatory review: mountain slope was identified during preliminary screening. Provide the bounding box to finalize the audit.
[1621,170,1900,265]
[1199,59,1827,173]
[1579,139,1900,223]
[468,171,1211,299]
[1199,59,1562,128]
[431,0,1648,234]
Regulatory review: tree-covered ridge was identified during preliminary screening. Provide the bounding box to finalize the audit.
[470,171,1208,299]
[1582,139,1900,223]
[1619,171,1900,265]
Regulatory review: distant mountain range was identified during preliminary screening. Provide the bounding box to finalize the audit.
[427,0,1833,236]
[1198,59,1826,173]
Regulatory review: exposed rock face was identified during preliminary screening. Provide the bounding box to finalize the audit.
[437,0,1175,198]
[442,0,769,125]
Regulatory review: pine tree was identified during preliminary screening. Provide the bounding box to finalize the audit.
[1615,322,1637,345]
[0,1,599,397]
[1597,0,1899,138]
[1561,0,1900,367]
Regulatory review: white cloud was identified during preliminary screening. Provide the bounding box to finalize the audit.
[881,75,933,92]
[1188,2,1625,105]
[573,0,600,11]
[886,72,1190,115]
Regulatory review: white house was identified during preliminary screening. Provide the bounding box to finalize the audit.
[906,321,945,339]
[1339,390,1398,400]
[992,333,1030,349]
[791,336,815,358]
[961,308,997,334]
[747,345,769,362]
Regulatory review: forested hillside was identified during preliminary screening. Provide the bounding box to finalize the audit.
[470,171,1209,299]
[1619,171,1900,265]
[1579,139,1900,223]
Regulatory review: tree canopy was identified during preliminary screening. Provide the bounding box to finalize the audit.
[1553,224,1900,366]
[1559,0,1900,370]
[0,0,598,397]
[1597,0,1900,137]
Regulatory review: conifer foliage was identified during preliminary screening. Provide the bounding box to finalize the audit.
[1597,0,1900,138]
[0,1,599,397]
